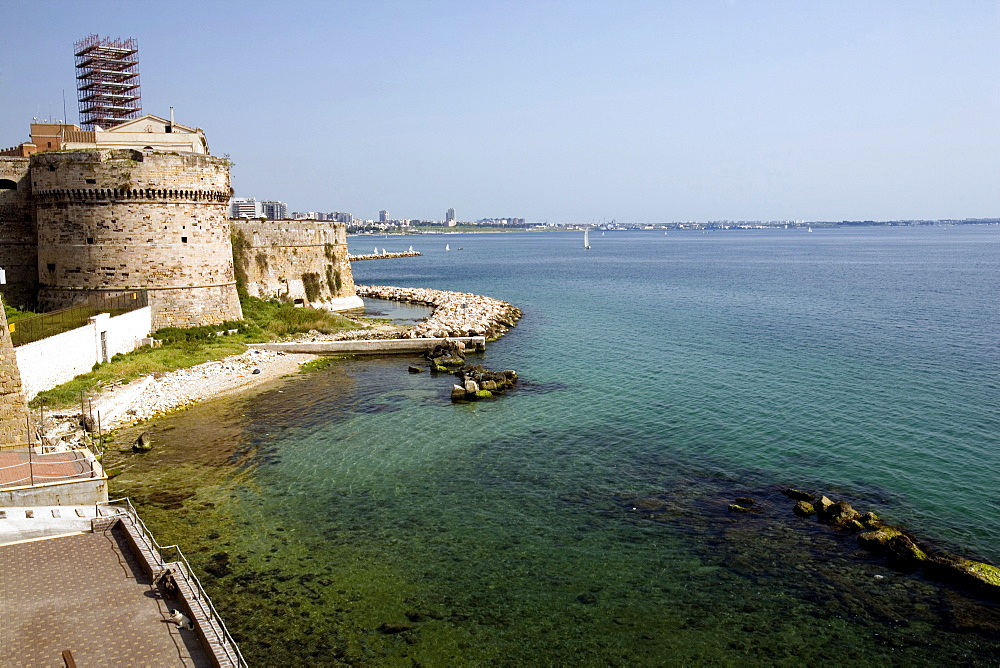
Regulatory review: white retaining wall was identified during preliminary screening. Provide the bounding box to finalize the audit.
[15,307,152,400]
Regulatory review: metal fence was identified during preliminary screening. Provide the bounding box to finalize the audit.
[9,290,148,347]
[100,498,248,667]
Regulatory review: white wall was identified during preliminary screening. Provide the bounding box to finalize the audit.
[15,307,152,400]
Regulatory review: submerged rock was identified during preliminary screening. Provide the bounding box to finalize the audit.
[782,488,815,501]
[728,504,753,513]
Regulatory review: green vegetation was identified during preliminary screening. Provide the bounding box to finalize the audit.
[301,272,322,302]
[4,303,39,323]
[28,296,364,409]
[230,229,251,298]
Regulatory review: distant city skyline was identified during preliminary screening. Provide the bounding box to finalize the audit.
[3,1,999,222]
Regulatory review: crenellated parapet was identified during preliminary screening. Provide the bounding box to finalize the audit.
[32,188,231,202]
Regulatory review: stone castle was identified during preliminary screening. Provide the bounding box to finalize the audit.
[0,117,360,329]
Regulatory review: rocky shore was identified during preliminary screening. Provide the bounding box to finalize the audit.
[36,284,522,446]
[355,285,522,340]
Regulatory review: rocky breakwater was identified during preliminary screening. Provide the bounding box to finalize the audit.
[418,340,518,401]
[355,285,522,341]
[779,488,1000,598]
[348,251,422,261]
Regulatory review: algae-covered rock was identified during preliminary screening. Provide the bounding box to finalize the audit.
[814,495,834,516]
[886,534,927,567]
[451,385,467,400]
[735,497,755,505]
[793,500,816,517]
[132,432,152,452]
[826,501,861,527]
[782,488,815,502]
[728,504,753,513]
[407,366,424,374]
[859,511,882,529]
[857,526,902,551]
[474,390,493,399]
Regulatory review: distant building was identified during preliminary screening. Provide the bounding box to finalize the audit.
[0,114,210,157]
[379,210,389,223]
[446,208,456,226]
[230,197,261,219]
[332,212,353,224]
[261,200,287,220]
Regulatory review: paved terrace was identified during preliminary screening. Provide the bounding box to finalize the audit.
[0,505,243,667]
[0,449,96,488]
[0,517,211,666]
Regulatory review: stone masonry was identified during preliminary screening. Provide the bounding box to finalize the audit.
[0,158,37,310]
[0,295,29,445]
[232,220,362,311]
[30,150,242,328]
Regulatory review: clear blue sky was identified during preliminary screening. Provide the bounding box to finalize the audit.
[3,0,998,222]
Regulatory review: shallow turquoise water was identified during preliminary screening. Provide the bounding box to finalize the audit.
[157,226,1000,664]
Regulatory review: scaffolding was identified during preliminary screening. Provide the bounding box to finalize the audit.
[74,34,142,131]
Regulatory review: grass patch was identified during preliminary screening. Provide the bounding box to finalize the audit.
[28,296,366,409]
[5,304,40,323]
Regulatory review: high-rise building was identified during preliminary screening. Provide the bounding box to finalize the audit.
[74,35,142,130]
[446,208,456,226]
[379,210,389,223]
[261,200,288,220]
[229,197,261,219]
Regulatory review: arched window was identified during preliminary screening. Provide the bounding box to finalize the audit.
[0,179,16,190]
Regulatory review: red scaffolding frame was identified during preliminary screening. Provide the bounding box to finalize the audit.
[74,34,142,131]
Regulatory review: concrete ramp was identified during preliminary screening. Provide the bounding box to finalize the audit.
[250,336,485,355]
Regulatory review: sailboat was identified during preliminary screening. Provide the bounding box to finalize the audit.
[446,244,451,251]
[807,226,813,233]
[373,247,378,254]
[408,245,413,252]
[584,229,591,250]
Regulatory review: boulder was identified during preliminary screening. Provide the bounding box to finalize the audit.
[858,511,883,529]
[464,380,479,394]
[826,501,861,527]
[451,385,467,400]
[857,526,903,551]
[886,534,927,568]
[814,495,834,516]
[782,488,815,501]
[132,432,152,452]
[728,504,753,513]
[407,366,424,374]
[793,501,816,517]
[735,497,755,505]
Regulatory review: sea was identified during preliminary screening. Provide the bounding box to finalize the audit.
[123,225,1000,666]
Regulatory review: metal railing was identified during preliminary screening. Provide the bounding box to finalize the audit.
[9,290,148,347]
[99,497,248,667]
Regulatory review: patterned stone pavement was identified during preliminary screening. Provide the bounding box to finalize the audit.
[0,528,211,667]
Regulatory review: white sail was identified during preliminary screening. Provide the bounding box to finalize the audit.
[584,229,591,249]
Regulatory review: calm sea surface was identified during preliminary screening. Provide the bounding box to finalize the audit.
[132,226,1000,665]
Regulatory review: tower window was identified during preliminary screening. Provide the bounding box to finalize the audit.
[47,263,55,273]
[181,236,188,243]
[87,237,94,244]
[86,179,96,184]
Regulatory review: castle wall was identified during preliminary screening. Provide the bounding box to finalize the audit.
[231,220,363,311]
[30,150,242,329]
[0,158,38,310]
[0,296,30,446]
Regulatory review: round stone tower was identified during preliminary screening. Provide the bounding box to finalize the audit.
[30,149,242,329]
